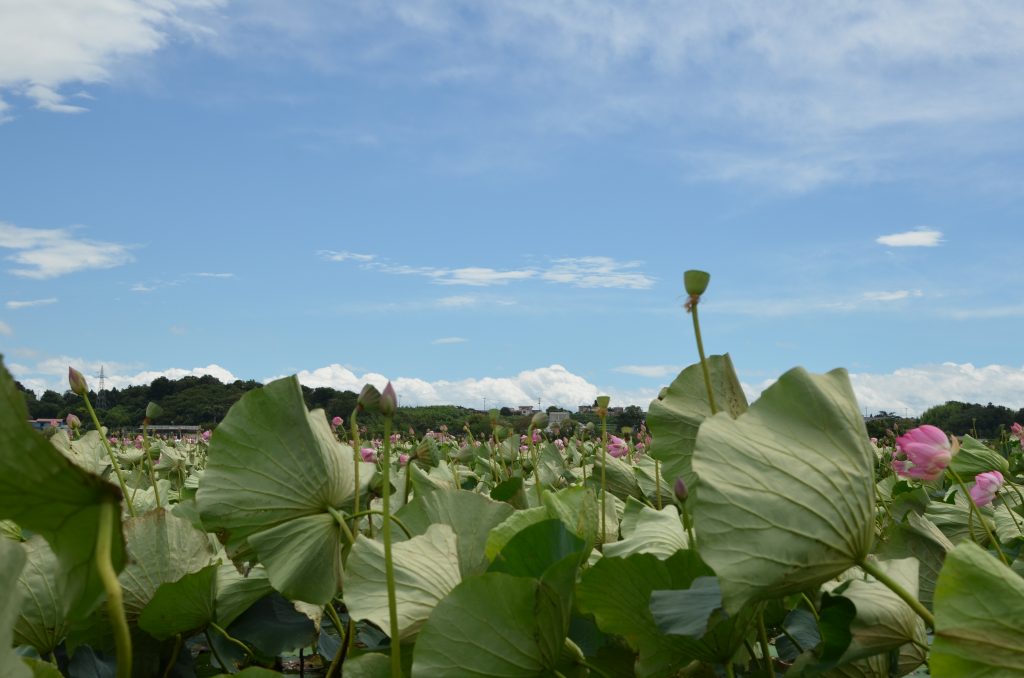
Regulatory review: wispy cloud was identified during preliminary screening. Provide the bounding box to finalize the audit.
[0,221,133,279]
[707,288,926,317]
[0,320,11,336]
[324,251,655,289]
[6,297,58,309]
[318,250,377,262]
[432,336,467,345]
[194,272,234,278]
[862,290,924,302]
[131,283,155,293]
[876,228,943,247]
[613,364,681,378]
[435,295,478,308]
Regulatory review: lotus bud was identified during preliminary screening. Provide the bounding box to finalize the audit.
[331,415,343,428]
[530,412,548,430]
[379,382,397,417]
[146,401,163,421]
[66,413,81,429]
[68,367,88,396]
[357,384,381,413]
[674,477,689,502]
[970,470,1004,507]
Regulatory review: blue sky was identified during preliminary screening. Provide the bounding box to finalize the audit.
[2,1,1024,415]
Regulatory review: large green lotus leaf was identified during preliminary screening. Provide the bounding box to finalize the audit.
[345,524,461,642]
[924,501,989,545]
[633,455,675,506]
[343,653,391,678]
[396,488,514,577]
[951,435,1010,477]
[691,367,875,613]
[14,537,69,654]
[576,551,715,678]
[587,454,644,502]
[543,486,601,548]
[485,506,550,561]
[216,564,273,628]
[411,572,566,677]
[50,430,110,477]
[931,541,1024,676]
[878,513,953,610]
[647,354,748,491]
[138,563,218,639]
[120,508,218,621]
[0,537,30,678]
[197,376,361,603]
[489,519,586,580]
[247,513,342,604]
[825,558,927,668]
[603,498,689,560]
[0,359,125,619]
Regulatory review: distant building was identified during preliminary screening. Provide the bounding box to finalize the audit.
[28,418,64,431]
[547,411,571,430]
[512,405,538,416]
[577,405,594,414]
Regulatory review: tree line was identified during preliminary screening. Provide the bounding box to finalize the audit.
[15,375,647,438]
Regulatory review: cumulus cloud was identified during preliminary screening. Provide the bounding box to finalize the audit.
[0,222,133,278]
[6,298,58,309]
[741,362,1024,418]
[0,0,223,117]
[12,357,239,395]
[876,229,944,247]
[432,337,467,344]
[273,363,652,410]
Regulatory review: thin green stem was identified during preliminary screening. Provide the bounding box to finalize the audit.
[346,509,414,539]
[600,414,608,544]
[97,501,132,678]
[323,603,347,678]
[141,421,161,507]
[350,411,361,534]
[655,459,662,510]
[999,492,1024,536]
[690,302,718,415]
[724,660,736,678]
[800,593,820,622]
[529,427,543,505]
[381,418,402,677]
[210,622,253,659]
[83,394,135,517]
[205,628,228,672]
[756,611,772,675]
[859,557,935,629]
[326,506,357,547]
[160,634,182,678]
[949,468,1009,566]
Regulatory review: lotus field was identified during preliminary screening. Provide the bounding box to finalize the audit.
[2,272,1024,678]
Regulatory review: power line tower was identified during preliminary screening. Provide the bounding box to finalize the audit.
[95,366,107,409]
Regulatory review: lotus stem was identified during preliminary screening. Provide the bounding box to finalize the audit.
[160,634,182,678]
[380,417,402,677]
[82,393,135,517]
[756,610,772,674]
[859,557,935,629]
[690,301,718,415]
[96,501,132,678]
[600,413,608,544]
[141,420,161,508]
[655,459,662,510]
[346,509,414,539]
[349,411,361,534]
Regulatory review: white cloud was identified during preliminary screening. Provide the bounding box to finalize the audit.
[541,257,655,289]
[275,363,653,410]
[0,0,223,116]
[318,250,377,262]
[195,272,234,278]
[861,290,924,302]
[435,295,478,308]
[13,356,239,395]
[432,337,467,344]
[741,362,1024,419]
[613,364,681,378]
[327,252,654,289]
[131,283,154,293]
[0,320,11,336]
[6,298,58,309]
[0,222,133,278]
[876,229,944,247]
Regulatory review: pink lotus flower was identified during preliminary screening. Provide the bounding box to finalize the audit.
[360,448,378,463]
[331,416,344,428]
[892,425,951,481]
[1012,422,1023,444]
[553,439,565,451]
[532,430,542,444]
[202,430,211,442]
[970,470,1004,507]
[607,435,629,459]
[399,453,410,466]
[519,445,528,454]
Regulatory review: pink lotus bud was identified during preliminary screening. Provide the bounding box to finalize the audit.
[520,434,528,444]
[68,367,88,396]
[607,435,628,458]
[202,430,211,441]
[519,445,528,454]
[379,382,397,417]
[331,416,344,428]
[674,477,688,502]
[532,430,541,444]
[399,453,410,466]
[870,437,878,446]
[360,448,378,463]
[970,470,1004,507]
[635,442,645,453]
[1011,422,1023,443]
[892,425,952,481]
[134,435,144,450]
[66,413,81,429]
[109,436,118,445]
[390,433,401,444]
[554,439,565,451]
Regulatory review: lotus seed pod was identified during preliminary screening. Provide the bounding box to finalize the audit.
[684,270,710,296]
